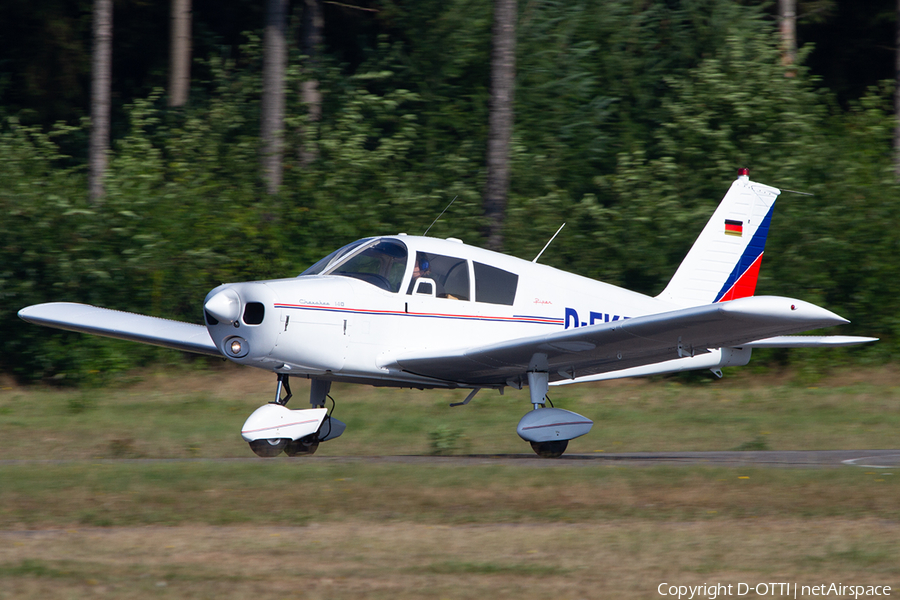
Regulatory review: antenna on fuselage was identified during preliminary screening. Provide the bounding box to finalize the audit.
[532,223,566,263]
[423,196,458,236]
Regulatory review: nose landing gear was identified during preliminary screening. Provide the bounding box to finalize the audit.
[242,375,346,457]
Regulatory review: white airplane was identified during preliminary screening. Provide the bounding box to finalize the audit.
[19,170,876,458]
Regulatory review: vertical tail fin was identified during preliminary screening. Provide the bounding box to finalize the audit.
[657,172,781,307]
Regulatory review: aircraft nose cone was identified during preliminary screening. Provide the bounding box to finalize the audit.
[205,289,241,324]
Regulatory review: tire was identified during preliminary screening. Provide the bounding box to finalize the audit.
[249,438,288,457]
[284,435,320,456]
[530,440,568,458]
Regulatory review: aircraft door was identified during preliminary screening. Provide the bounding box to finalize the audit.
[406,252,477,340]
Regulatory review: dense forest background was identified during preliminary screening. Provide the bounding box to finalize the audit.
[1,0,897,382]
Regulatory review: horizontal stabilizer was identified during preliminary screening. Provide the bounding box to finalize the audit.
[18,302,221,357]
[740,335,879,348]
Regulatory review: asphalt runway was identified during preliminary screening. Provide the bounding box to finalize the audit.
[2,450,899,468]
[415,449,900,469]
[320,449,900,469]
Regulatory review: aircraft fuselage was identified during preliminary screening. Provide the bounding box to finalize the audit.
[203,235,672,389]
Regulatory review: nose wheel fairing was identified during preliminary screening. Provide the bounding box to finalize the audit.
[241,404,328,444]
[241,404,348,456]
[242,375,347,457]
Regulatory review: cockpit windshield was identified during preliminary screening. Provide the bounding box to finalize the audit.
[300,238,409,293]
[299,238,373,277]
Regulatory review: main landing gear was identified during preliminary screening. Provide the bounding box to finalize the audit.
[516,371,593,458]
[242,375,346,458]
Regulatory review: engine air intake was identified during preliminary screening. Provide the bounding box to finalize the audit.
[243,302,265,325]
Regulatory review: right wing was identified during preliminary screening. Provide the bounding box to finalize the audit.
[18,302,221,357]
[383,296,865,386]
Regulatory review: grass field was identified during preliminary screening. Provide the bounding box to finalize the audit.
[2,364,900,459]
[1,365,899,598]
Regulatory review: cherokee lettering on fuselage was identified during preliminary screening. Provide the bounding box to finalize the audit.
[564,308,630,329]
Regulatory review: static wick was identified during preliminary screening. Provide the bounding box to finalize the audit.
[423,196,458,236]
[533,223,566,263]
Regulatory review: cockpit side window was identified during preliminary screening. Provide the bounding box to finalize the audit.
[474,262,518,305]
[316,239,408,292]
[407,252,470,300]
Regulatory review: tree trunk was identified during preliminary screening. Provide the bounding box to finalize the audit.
[895,0,900,180]
[779,0,797,75]
[89,0,112,204]
[261,0,288,194]
[168,0,191,107]
[299,0,323,166]
[483,0,517,251]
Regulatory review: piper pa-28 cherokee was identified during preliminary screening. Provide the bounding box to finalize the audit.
[19,169,876,458]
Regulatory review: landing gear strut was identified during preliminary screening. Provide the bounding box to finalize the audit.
[275,373,292,405]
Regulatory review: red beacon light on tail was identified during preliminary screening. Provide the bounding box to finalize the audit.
[738,167,750,178]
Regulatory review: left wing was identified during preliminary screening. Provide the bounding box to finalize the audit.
[383,296,861,386]
[18,302,221,357]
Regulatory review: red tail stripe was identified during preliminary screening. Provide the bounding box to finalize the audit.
[717,252,764,302]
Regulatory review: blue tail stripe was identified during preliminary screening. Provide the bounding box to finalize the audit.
[713,203,775,303]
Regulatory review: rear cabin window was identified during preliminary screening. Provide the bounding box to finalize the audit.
[407,252,470,300]
[474,262,518,306]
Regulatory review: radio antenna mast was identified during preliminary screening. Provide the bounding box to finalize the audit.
[423,196,458,236]
[533,223,566,263]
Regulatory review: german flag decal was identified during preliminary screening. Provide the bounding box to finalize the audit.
[724,219,743,237]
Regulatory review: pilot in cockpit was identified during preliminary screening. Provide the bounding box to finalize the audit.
[411,257,444,297]
[409,252,468,299]
[412,258,430,281]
